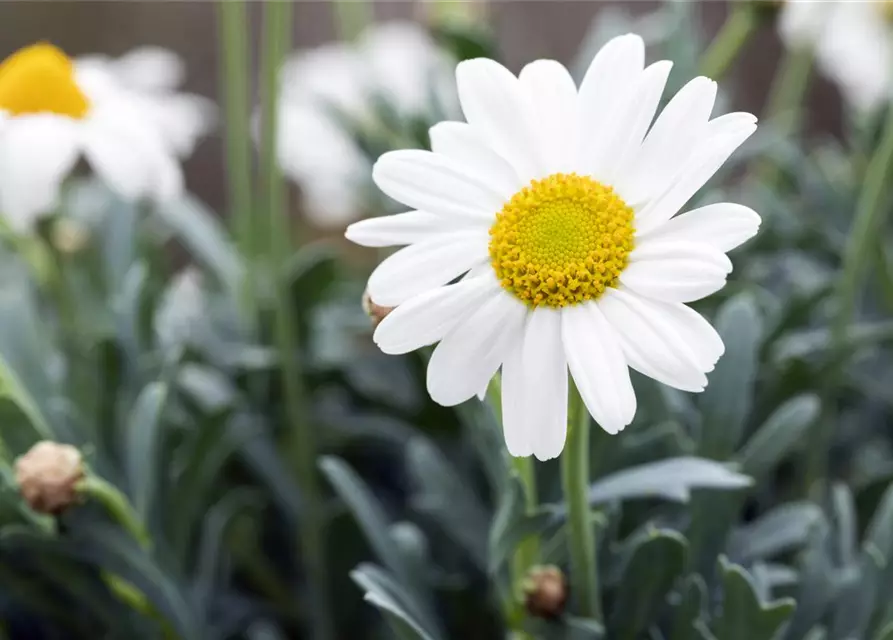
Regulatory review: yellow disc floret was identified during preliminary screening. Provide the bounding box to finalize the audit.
[489,173,635,308]
[0,43,90,119]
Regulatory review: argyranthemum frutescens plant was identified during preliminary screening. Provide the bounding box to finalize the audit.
[0,3,892,640]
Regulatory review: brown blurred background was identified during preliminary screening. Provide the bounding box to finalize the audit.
[0,1,842,219]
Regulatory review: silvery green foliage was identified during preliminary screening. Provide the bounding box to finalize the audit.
[0,11,892,640]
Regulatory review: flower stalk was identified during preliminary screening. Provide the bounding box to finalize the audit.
[77,475,151,549]
[699,4,759,81]
[332,0,373,42]
[561,381,602,622]
[258,3,332,639]
[807,103,893,491]
[217,0,254,258]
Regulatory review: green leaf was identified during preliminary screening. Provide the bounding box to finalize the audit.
[124,382,169,522]
[152,194,243,295]
[610,528,688,640]
[771,320,893,364]
[699,294,762,459]
[831,484,857,566]
[405,438,489,569]
[829,546,884,640]
[586,457,751,505]
[320,457,409,585]
[351,563,442,640]
[729,502,824,563]
[0,280,59,442]
[565,617,606,640]
[715,558,796,640]
[865,481,893,566]
[287,243,340,315]
[875,622,893,640]
[670,575,708,640]
[488,474,552,575]
[736,395,820,479]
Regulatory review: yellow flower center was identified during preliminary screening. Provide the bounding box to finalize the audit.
[0,43,90,119]
[489,173,635,308]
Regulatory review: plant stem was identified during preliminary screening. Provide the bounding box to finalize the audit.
[806,104,893,492]
[217,0,254,258]
[332,0,373,42]
[749,46,813,188]
[78,475,151,549]
[699,4,758,81]
[561,381,601,622]
[259,4,332,639]
[486,375,539,603]
[763,46,813,132]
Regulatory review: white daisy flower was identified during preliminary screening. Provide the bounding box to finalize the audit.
[276,21,459,228]
[76,46,216,158]
[0,43,195,231]
[779,1,893,113]
[345,34,760,460]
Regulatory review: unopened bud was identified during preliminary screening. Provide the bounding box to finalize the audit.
[362,290,394,329]
[51,218,91,255]
[15,441,84,514]
[523,565,567,619]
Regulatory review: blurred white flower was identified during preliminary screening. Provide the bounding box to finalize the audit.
[779,1,893,113]
[77,46,216,158]
[0,43,212,232]
[347,34,760,460]
[276,21,458,228]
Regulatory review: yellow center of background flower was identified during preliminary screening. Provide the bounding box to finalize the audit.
[0,44,90,119]
[489,173,635,308]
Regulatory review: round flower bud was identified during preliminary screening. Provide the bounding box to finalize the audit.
[523,565,568,619]
[362,290,394,329]
[15,441,84,514]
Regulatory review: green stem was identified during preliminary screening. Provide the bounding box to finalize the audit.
[749,46,813,187]
[699,4,758,81]
[562,381,601,622]
[332,0,373,42]
[78,475,151,549]
[486,375,539,623]
[763,46,814,130]
[217,0,254,257]
[806,104,893,492]
[259,4,332,639]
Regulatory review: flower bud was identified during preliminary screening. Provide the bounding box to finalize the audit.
[15,441,84,514]
[523,565,568,619]
[362,290,394,329]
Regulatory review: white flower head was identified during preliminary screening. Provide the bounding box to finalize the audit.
[277,21,459,228]
[77,46,217,158]
[0,43,207,232]
[779,1,893,113]
[346,34,761,460]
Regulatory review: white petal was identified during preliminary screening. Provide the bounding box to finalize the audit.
[562,303,635,434]
[638,202,761,253]
[428,121,522,198]
[345,210,476,247]
[598,288,708,392]
[611,60,673,182]
[426,290,525,406]
[578,34,645,181]
[0,115,81,230]
[82,106,183,203]
[518,60,579,174]
[615,76,717,206]
[366,230,489,306]
[645,300,725,372]
[620,241,731,303]
[109,47,185,91]
[374,273,499,354]
[501,337,533,457]
[455,58,541,180]
[373,149,504,222]
[525,309,569,461]
[635,112,757,232]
